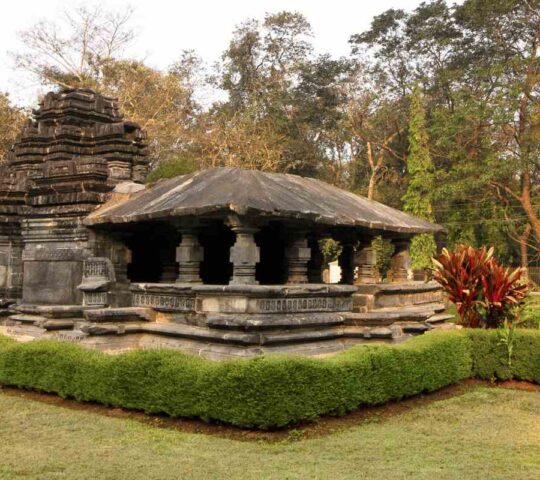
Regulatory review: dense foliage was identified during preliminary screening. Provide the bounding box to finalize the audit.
[0,93,26,159]
[433,245,529,328]
[5,1,540,265]
[522,295,540,328]
[0,330,539,429]
[403,85,436,270]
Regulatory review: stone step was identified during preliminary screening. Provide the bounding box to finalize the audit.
[343,303,446,326]
[140,322,266,345]
[8,314,47,324]
[84,307,155,323]
[341,326,397,339]
[78,320,415,346]
[79,322,132,336]
[13,304,89,319]
[399,322,432,334]
[41,319,78,330]
[8,314,78,331]
[77,320,346,346]
[343,310,433,326]
[425,313,455,325]
[205,312,344,330]
[376,302,446,313]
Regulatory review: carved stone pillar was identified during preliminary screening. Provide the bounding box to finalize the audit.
[285,232,311,284]
[354,240,378,284]
[389,238,411,283]
[160,262,178,283]
[338,240,355,284]
[111,240,131,284]
[176,230,203,283]
[229,224,260,285]
[307,236,324,283]
[159,238,178,283]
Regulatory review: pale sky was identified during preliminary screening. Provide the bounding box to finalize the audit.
[0,0,428,107]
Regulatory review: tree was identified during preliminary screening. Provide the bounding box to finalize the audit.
[14,5,135,90]
[210,12,348,177]
[101,55,201,166]
[14,6,202,171]
[0,94,26,160]
[343,74,407,202]
[454,0,540,261]
[350,0,540,265]
[403,84,437,270]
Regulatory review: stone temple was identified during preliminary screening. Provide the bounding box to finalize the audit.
[0,88,450,359]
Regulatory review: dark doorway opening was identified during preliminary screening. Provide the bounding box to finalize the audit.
[199,221,235,284]
[125,222,179,283]
[256,223,286,284]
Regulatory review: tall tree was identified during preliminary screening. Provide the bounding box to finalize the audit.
[455,0,540,260]
[350,0,540,264]
[0,94,26,160]
[211,12,348,177]
[14,5,135,89]
[14,7,202,171]
[403,85,437,270]
[101,54,201,166]
[343,72,407,202]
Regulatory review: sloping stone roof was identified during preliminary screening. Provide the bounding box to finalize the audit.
[85,167,443,234]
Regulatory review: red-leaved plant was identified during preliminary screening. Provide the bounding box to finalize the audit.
[432,245,528,328]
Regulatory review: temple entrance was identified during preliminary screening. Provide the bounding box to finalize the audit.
[256,224,287,284]
[199,221,235,284]
[125,222,179,283]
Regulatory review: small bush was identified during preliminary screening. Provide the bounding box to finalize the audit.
[0,329,538,428]
[146,158,197,183]
[467,329,540,383]
[433,245,528,328]
[521,295,540,328]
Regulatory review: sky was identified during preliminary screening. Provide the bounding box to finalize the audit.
[0,0,427,106]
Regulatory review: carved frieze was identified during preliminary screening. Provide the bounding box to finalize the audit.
[132,292,195,311]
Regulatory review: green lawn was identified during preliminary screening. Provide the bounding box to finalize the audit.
[1,387,540,479]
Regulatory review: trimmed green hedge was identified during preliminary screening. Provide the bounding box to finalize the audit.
[467,329,540,383]
[0,329,538,428]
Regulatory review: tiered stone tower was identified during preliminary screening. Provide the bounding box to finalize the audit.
[0,88,149,305]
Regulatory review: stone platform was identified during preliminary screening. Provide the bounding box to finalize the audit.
[0,281,454,359]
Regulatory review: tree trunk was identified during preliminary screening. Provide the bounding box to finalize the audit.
[520,170,540,250]
[367,171,377,200]
[519,223,531,273]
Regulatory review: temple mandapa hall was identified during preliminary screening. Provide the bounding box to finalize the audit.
[0,88,451,359]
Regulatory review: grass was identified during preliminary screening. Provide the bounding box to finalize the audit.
[1,387,540,479]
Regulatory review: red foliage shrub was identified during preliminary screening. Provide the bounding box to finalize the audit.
[432,245,528,328]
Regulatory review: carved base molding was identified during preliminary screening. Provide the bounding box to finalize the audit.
[130,283,356,314]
